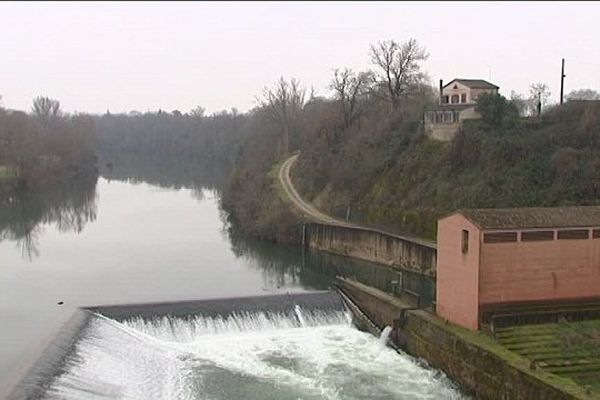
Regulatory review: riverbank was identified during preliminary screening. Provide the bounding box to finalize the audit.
[221,154,302,244]
[338,278,596,400]
[272,158,599,398]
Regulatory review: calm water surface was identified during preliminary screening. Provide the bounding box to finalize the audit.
[0,173,403,394]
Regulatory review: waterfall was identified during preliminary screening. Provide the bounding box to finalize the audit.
[41,310,466,400]
[379,326,393,348]
[294,304,307,327]
[344,311,353,326]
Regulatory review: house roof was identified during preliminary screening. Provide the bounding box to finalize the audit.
[454,206,600,230]
[443,79,499,90]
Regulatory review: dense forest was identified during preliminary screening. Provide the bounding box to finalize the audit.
[95,108,250,179]
[2,38,599,244]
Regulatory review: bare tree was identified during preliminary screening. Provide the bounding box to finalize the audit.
[528,83,551,115]
[369,38,428,112]
[258,77,306,154]
[329,68,372,127]
[190,105,206,117]
[32,96,61,119]
[567,88,600,101]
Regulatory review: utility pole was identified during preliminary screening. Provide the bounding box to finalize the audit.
[560,58,566,105]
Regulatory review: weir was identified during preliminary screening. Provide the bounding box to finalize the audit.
[7,291,464,400]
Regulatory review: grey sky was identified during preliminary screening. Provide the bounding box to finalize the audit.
[1,1,599,114]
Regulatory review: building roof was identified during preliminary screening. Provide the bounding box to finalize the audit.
[455,206,600,230]
[443,79,499,90]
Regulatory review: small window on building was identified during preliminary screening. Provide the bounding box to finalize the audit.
[461,229,469,253]
[521,230,554,242]
[483,232,518,243]
[461,93,467,103]
[451,94,459,104]
[594,229,600,239]
[557,229,589,240]
[442,95,449,104]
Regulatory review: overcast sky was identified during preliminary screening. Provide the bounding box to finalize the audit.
[1,1,599,114]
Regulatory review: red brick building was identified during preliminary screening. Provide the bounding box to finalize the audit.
[436,207,600,330]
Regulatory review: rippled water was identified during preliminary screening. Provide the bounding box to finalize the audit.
[44,309,465,400]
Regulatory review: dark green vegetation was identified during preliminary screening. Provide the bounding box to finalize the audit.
[293,97,600,240]
[497,320,600,395]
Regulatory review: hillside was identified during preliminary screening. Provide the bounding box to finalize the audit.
[291,100,600,240]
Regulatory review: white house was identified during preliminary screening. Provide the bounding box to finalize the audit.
[425,79,499,141]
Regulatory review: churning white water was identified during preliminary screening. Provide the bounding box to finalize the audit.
[379,326,393,348]
[43,309,466,400]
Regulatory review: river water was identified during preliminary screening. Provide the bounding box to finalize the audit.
[0,165,463,399]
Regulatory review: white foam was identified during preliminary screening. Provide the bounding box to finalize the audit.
[44,310,466,400]
[379,326,393,348]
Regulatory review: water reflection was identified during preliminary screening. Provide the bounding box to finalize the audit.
[227,229,408,296]
[0,176,98,259]
[100,150,229,193]
[0,153,438,391]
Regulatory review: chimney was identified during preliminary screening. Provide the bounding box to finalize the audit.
[439,79,444,104]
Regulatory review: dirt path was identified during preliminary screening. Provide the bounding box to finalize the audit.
[278,154,437,249]
[278,154,352,226]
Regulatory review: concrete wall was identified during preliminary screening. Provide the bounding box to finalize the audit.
[436,214,482,330]
[480,229,600,305]
[305,222,437,277]
[424,106,479,142]
[425,121,461,141]
[458,106,480,120]
[338,278,591,400]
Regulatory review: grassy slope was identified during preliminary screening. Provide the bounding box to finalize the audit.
[295,101,600,240]
[496,320,600,395]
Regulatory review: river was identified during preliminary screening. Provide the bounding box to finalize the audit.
[0,166,463,399]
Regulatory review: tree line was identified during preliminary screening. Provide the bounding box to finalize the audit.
[2,37,599,243]
[0,96,97,190]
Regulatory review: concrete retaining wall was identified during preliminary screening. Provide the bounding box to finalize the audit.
[305,223,437,277]
[337,278,592,400]
[6,309,92,400]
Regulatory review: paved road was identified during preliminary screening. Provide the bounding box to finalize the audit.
[279,154,352,226]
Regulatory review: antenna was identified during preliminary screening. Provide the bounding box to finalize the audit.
[560,58,566,105]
